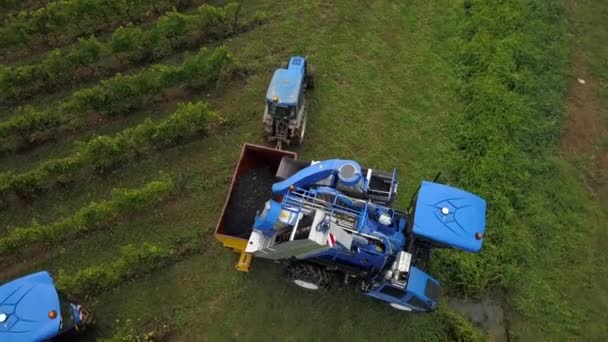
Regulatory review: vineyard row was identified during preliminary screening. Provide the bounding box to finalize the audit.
[0,178,175,256]
[0,100,221,206]
[0,3,241,104]
[0,46,233,154]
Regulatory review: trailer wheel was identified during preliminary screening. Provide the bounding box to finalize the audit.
[286,263,330,291]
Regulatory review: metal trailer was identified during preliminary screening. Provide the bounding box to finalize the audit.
[214,143,297,271]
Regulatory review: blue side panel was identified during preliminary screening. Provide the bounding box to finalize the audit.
[364,266,439,311]
[413,181,486,252]
[0,271,61,342]
[406,266,439,309]
[272,159,361,195]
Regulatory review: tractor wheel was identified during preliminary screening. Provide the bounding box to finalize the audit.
[297,112,307,144]
[305,65,315,89]
[389,303,414,312]
[286,262,330,291]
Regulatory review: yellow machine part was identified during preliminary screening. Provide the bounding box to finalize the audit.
[236,252,253,272]
[215,233,253,272]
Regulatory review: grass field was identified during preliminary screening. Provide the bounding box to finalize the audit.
[0,0,606,340]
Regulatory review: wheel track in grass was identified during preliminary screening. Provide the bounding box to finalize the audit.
[560,49,608,193]
[557,2,608,337]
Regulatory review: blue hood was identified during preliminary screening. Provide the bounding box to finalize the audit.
[412,181,486,252]
[0,271,61,342]
[266,57,306,106]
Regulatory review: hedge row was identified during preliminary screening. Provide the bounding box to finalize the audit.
[0,0,194,50]
[431,0,569,295]
[0,178,174,256]
[0,46,233,153]
[0,3,239,103]
[0,101,220,205]
[55,242,175,298]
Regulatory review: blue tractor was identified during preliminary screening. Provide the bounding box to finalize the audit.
[263,56,314,149]
[0,271,93,341]
[243,158,486,311]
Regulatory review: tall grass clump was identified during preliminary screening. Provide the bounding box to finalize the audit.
[432,0,600,335]
[433,0,570,295]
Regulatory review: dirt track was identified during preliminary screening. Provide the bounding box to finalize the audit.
[560,12,608,192]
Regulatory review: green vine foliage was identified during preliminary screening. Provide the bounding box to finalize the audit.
[0,0,187,50]
[0,178,175,255]
[55,242,175,298]
[0,100,219,204]
[0,46,233,153]
[0,3,239,103]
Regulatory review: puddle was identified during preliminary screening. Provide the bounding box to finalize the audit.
[447,297,508,341]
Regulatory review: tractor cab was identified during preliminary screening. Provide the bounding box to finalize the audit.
[0,272,93,341]
[263,56,314,148]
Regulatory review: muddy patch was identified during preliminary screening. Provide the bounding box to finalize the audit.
[560,49,608,190]
[448,297,509,341]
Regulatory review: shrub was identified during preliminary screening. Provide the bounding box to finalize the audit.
[55,242,174,297]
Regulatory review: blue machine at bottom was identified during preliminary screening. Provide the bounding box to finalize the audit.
[0,271,92,342]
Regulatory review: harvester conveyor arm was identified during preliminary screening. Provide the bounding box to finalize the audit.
[272,159,361,195]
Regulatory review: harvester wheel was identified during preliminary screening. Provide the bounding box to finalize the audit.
[389,303,414,312]
[286,262,330,291]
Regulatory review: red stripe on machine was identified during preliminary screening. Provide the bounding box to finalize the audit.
[327,233,336,247]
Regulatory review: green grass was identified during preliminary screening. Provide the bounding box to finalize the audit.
[425,0,608,339]
[0,0,606,340]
